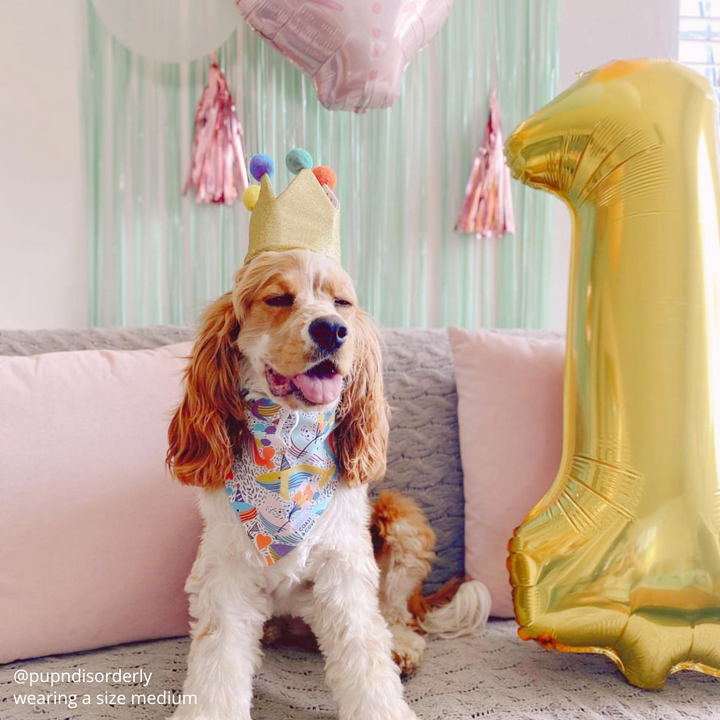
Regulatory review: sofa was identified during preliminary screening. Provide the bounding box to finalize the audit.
[1,326,718,720]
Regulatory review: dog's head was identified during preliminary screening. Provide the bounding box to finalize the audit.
[167,249,389,490]
[234,249,357,411]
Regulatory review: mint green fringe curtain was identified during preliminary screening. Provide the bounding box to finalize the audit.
[83,0,559,328]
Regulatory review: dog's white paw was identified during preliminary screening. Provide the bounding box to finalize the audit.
[390,623,426,675]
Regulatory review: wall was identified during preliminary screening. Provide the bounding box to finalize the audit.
[0,0,86,330]
[0,0,681,330]
[560,0,679,91]
[547,0,680,331]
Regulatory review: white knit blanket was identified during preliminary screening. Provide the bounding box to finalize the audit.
[2,622,719,720]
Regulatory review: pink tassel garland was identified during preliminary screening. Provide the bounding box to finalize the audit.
[184,56,249,206]
[455,89,515,239]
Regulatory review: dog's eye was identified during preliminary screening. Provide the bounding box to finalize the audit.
[265,294,295,307]
[334,298,352,307]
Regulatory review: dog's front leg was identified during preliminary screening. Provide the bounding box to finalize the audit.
[172,556,271,720]
[309,545,418,720]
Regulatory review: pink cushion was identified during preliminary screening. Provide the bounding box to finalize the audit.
[448,328,565,618]
[0,343,201,663]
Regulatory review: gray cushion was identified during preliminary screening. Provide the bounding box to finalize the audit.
[0,325,196,356]
[378,329,464,591]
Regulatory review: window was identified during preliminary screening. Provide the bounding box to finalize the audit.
[679,0,720,104]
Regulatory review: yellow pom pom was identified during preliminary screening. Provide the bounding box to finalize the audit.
[243,185,261,211]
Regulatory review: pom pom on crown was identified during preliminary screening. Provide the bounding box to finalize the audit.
[243,185,261,211]
[249,153,274,181]
[286,148,313,175]
[244,147,341,265]
[243,150,339,215]
[313,166,337,190]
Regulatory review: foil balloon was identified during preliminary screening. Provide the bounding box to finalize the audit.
[505,59,720,690]
[91,0,238,63]
[234,0,454,112]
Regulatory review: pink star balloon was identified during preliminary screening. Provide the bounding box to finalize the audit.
[235,0,454,112]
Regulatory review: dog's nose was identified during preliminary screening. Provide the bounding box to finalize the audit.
[309,317,348,353]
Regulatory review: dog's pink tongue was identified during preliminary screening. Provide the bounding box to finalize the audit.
[292,371,344,405]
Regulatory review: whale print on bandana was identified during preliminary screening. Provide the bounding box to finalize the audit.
[225,394,339,567]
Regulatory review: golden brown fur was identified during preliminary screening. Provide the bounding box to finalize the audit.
[334,310,389,487]
[373,493,465,628]
[167,292,244,489]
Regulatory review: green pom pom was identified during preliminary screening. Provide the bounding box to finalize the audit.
[243,185,261,211]
[286,148,313,175]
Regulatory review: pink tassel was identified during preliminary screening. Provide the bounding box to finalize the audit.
[184,55,249,206]
[455,88,515,239]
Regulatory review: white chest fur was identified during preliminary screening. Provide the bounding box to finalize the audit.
[194,480,374,602]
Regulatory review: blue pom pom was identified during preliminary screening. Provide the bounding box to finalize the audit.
[249,154,274,181]
[286,148,314,175]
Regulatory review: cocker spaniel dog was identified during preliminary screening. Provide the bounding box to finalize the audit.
[167,245,488,719]
[168,248,431,720]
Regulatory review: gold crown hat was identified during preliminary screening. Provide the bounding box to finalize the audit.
[242,150,340,265]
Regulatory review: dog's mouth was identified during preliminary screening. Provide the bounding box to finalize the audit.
[265,360,344,406]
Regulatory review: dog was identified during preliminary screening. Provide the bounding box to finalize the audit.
[167,245,491,718]
[168,248,427,720]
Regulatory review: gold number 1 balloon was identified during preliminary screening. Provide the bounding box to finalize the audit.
[505,59,720,690]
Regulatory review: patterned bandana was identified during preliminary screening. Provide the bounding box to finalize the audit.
[225,394,339,566]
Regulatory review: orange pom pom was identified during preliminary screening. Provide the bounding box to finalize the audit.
[313,166,337,190]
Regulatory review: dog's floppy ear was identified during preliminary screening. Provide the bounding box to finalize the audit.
[167,292,244,488]
[335,310,390,487]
